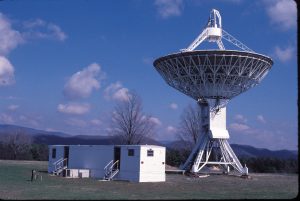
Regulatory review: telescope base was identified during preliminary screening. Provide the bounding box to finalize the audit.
[181,134,248,175]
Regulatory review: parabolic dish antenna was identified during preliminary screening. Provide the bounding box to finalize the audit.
[153,9,273,175]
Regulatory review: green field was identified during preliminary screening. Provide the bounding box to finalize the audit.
[0,160,298,200]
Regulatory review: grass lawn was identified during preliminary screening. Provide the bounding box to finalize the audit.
[0,160,298,199]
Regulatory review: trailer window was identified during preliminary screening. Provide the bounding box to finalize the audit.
[128,149,134,156]
[147,149,154,157]
[52,148,56,159]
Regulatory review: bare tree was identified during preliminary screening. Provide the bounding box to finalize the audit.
[108,93,156,145]
[3,131,32,160]
[177,103,202,148]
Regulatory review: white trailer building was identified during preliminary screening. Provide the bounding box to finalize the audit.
[48,144,166,182]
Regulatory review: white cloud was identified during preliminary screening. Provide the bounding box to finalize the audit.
[113,88,130,102]
[47,23,67,41]
[7,104,19,111]
[91,119,102,126]
[0,13,67,88]
[274,46,294,62]
[63,63,104,99]
[149,117,162,126]
[233,114,247,123]
[65,118,87,127]
[141,115,162,126]
[0,96,19,100]
[229,123,250,131]
[104,81,131,102]
[265,0,296,30]
[257,115,266,124]
[154,0,184,19]
[0,56,15,86]
[0,112,41,127]
[0,13,16,87]
[0,13,66,56]
[23,18,46,28]
[166,126,177,133]
[19,115,39,127]
[0,113,15,124]
[104,82,122,99]
[45,127,58,132]
[230,125,296,150]
[57,103,90,115]
[22,18,67,41]
[169,103,178,110]
[0,13,24,55]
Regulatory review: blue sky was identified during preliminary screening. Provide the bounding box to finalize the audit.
[0,0,297,150]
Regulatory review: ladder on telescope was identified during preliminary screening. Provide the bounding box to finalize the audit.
[103,160,119,180]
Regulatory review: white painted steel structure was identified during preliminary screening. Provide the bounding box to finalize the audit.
[181,9,253,53]
[153,9,273,175]
[48,145,166,182]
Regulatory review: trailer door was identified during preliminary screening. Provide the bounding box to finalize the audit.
[114,147,121,169]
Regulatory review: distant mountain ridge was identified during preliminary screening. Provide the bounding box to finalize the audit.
[0,124,163,146]
[0,124,297,160]
[164,140,298,160]
[0,124,70,137]
[230,144,298,160]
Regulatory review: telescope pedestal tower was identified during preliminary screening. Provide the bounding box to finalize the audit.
[181,99,246,174]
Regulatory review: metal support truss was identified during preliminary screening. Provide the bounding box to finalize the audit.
[180,99,246,175]
[181,9,254,52]
[184,29,209,52]
[216,39,225,50]
[189,138,245,173]
[222,30,253,52]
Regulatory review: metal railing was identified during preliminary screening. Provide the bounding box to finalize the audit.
[53,158,68,175]
[104,160,119,180]
[104,160,113,171]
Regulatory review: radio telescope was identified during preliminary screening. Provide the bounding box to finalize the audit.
[153,9,273,175]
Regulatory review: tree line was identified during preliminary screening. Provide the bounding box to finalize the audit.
[0,132,48,161]
[239,157,298,173]
[0,132,297,174]
[166,147,298,174]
